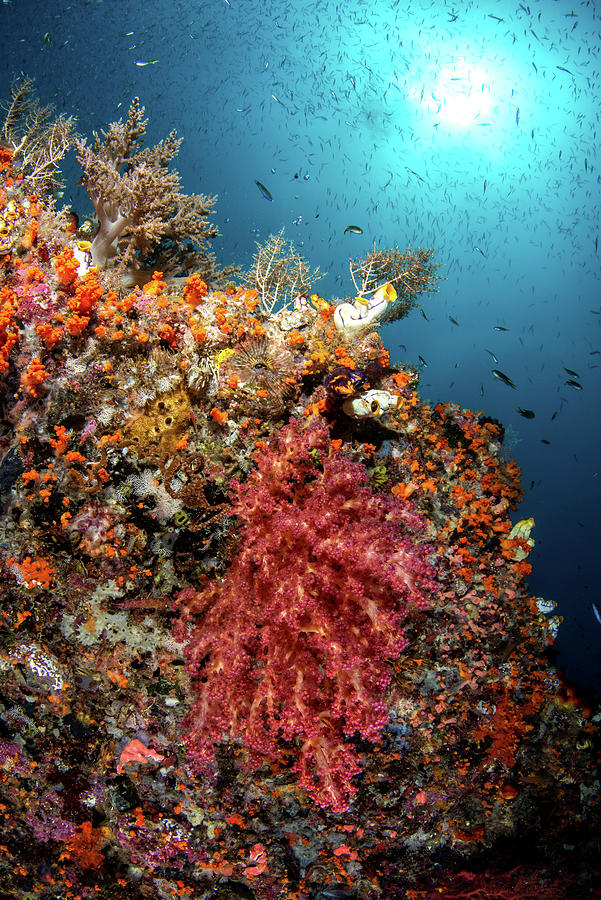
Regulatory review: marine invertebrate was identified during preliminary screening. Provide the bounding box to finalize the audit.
[221,335,300,417]
[75,97,218,279]
[333,282,397,335]
[124,385,191,459]
[349,244,440,322]
[0,76,75,194]
[20,356,50,396]
[178,419,435,812]
[242,228,324,314]
[324,365,366,397]
[117,738,165,774]
[161,452,227,528]
[0,286,19,370]
[342,388,400,418]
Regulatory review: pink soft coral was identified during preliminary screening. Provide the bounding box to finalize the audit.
[178,420,435,812]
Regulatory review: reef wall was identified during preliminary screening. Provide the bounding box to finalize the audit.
[0,91,599,899]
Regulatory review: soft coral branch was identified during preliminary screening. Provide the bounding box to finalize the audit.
[75,98,218,280]
[178,420,435,812]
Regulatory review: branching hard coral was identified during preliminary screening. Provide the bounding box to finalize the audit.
[178,419,435,812]
[243,228,324,314]
[349,244,440,321]
[0,76,75,195]
[75,97,218,281]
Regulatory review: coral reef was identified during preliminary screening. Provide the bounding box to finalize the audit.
[0,95,599,900]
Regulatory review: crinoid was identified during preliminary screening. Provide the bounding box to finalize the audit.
[221,336,299,418]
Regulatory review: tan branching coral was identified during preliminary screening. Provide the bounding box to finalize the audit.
[0,76,75,195]
[75,98,218,280]
[349,245,440,321]
[243,229,324,314]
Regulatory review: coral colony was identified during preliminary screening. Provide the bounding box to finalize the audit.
[0,79,599,899]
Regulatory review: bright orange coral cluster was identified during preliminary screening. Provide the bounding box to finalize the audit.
[53,247,79,286]
[183,273,208,307]
[20,357,50,396]
[7,555,56,589]
[0,286,19,371]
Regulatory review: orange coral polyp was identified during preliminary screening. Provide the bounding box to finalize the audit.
[143,271,167,296]
[9,555,56,589]
[53,248,79,287]
[0,146,13,170]
[70,270,102,315]
[184,273,208,307]
[21,357,50,396]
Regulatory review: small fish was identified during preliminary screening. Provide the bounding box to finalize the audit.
[493,325,509,331]
[449,315,459,325]
[565,379,582,389]
[516,107,520,126]
[485,348,498,363]
[344,224,363,234]
[474,246,487,257]
[517,408,535,419]
[405,167,425,182]
[421,309,429,321]
[418,354,428,367]
[135,59,159,66]
[42,32,53,46]
[593,601,601,626]
[541,439,551,444]
[255,180,273,201]
[564,367,580,377]
[556,65,574,76]
[492,369,517,389]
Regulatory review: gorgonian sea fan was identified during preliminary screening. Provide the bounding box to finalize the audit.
[178,419,436,812]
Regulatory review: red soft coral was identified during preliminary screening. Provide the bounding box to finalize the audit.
[178,420,435,811]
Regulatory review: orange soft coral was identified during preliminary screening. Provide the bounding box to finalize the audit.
[53,247,79,287]
[21,357,50,397]
[0,286,19,371]
[70,269,102,315]
[184,273,208,307]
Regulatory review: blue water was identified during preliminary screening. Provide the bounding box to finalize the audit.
[2,0,600,695]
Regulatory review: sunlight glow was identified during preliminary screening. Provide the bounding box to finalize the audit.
[409,60,494,128]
